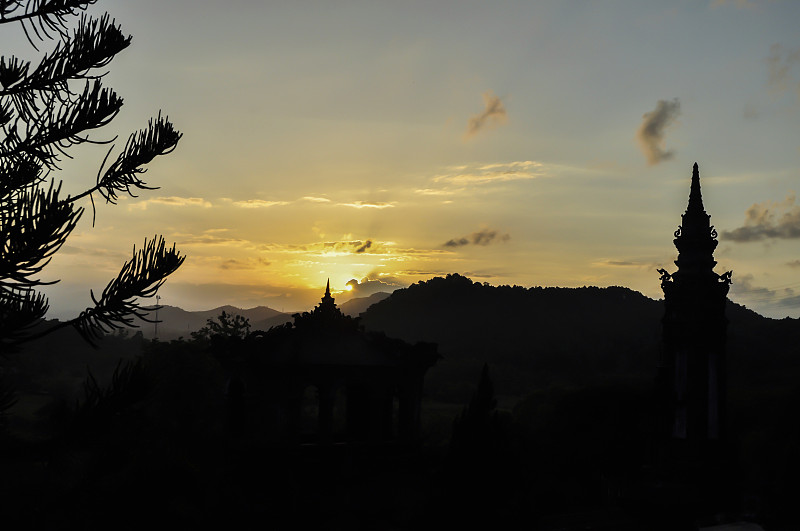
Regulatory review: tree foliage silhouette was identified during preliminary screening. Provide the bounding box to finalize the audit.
[0,1,184,350]
[450,362,504,457]
[191,310,251,341]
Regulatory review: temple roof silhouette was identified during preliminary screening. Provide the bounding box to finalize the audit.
[251,282,439,368]
[289,278,360,336]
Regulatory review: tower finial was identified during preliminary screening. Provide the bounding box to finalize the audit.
[325,278,331,296]
[687,162,704,213]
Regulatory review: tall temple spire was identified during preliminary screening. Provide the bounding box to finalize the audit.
[292,279,358,332]
[652,162,738,523]
[658,163,731,447]
[320,278,335,308]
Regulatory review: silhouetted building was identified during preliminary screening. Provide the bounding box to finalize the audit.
[246,281,439,445]
[605,165,739,529]
[657,163,731,458]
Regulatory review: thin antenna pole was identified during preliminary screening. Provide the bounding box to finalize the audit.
[155,294,161,338]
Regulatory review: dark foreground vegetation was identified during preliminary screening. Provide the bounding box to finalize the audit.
[2,275,800,529]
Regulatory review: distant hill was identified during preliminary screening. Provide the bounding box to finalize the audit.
[11,274,799,406]
[128,294,391,340]
[131,305,292,340]
[339,292,391,317]
[359,273,800,402]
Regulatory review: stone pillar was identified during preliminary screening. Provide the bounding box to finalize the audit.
[286,381,305,444]
[318,381,334,444]
[398,374,423,443]
[367,379,394,442]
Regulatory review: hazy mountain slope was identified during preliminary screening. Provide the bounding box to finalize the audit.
[131,305,289,339]
[127,295,391,339]
[339,292,391,317]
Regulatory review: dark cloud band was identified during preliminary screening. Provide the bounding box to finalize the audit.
[722,193,800,242]
[444,228,510,248]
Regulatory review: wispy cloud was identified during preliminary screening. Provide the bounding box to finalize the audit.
[224,196,393,209]
[232,199,290,208]
[432,160,544,186]
[728,273,800,309]
[59,245,128,259]
[414,188,459,196]
[179,234,250,246]
[636,98,681,165]
[730,273,776,300]
[259,240,452,262]
[260,240,382,256]
[443,228,510,248]
[604,260,638,266]
[711,0,758,9]
[178,229,250,247]
[593,258,663,270]
[393,269,454,277]
[721,192,800,242]
[129,196,212,210]
[465,90,507,138]
[766,43,800,98]
[219,257,271,270]
[337,201,395,209]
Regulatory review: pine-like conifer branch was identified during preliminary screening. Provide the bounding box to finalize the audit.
[0,285,49,351]
[0,1,183,349]
[72,236,185,343]
[0,14,130,119]
[95,114,181,203]
[1,79,121,168]
[0,0,97,42]
[0,181,82,285]
[0,153,44,198]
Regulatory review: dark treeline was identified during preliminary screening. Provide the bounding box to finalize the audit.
[362,273,664,400]
[362,273,800,400]
[2,274,799,528]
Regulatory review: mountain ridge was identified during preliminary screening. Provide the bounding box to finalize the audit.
[130,293,392,340]
[11,273,799,407]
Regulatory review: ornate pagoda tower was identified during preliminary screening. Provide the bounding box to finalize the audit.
[314,279,338,315]
[292,279,357,333]
[657,163,732,453]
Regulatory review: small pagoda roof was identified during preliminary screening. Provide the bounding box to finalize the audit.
[249,282,439,370]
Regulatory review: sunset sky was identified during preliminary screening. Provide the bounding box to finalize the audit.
[5,0,800,318]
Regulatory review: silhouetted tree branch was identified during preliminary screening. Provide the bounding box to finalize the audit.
[0,0,98,43]
[0,1,183,352]
[72,237,184,344]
